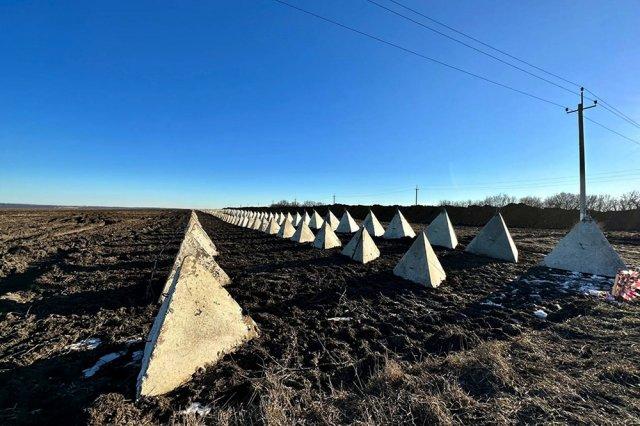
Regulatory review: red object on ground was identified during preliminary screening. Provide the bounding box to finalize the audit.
[611,270,640,301]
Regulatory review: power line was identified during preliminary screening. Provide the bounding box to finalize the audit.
[384,0,640,131]
[386,0,583,88]
[585,117,640,147]
[364,0,580,97]
[584,88,640,129]
[270,0,567,108]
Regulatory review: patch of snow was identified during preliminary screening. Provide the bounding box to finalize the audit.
[181,402,211,417]
[327,317,352,322]
[533,309,548,319]
[68,338,101,351]
[83,351,125,378]
[480,301,504,309]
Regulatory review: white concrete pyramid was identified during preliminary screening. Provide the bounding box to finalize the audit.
[325,210,339,230]
[240,217,249,227]
[309,210,324,230]
[427,209,458,249]
[250,217,263,230]
[313,222,342,249]
[362,210,385,237]
[266,217,280,235]
[465,213,518,262]
[341,228,380,264]
[393,232,446,288]
[543,218,625,277]
[291,221,315,243]
[302,211,311,225]
[336,210,359,233]
[138,255,258,397]
[277,218,296,238]
[293,212,302,227]
[285,212,293,224]
[259,219,270,233]
[383,209,416,239]
[276,212,285,225]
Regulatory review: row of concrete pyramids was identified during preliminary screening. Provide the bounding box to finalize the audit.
[214,208,523,288]
[137,212,257,398]
[215,206,627,279]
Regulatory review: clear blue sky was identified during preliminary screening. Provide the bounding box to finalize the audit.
[1,0,639,208]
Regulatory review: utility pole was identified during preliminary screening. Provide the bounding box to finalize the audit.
[415,185,419,206]
[566,87,597,221]
[333,194,336,204]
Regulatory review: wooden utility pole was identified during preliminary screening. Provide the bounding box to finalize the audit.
[566,87,597,221]
[415,185,419,206]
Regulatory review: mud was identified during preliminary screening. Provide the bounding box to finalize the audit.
[1,209,639,424]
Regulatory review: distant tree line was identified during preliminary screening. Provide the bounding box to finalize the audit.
[268,191,639,212]
[439,191,640,211]
[270,199,322,208]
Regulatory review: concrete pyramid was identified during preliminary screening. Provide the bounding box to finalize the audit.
[291,221,315,243]
[325,210,340,230]
[266,217,280,235]
[543,218,625,277]
[341,228,380,264]
[336,210,359,233]
[362,210,385,237]
[250,217,263,230]
[285,212,293,224]
[138,255,258,397]
[309,210,324,230]
[159,235,230,303]
[276,212,285,225]
[465,213,518,262]
[259,219,270,233]
[293,212,302,227]
[302,211,311,225]
[239,217,248,228]
[313,222,342,249]
[277,218,296,238]
[189,220,218,257]
[393,232,446,288]
[427,210,458,249]
[383,209,416,239]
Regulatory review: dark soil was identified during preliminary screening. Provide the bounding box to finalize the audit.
[1,209,639,425]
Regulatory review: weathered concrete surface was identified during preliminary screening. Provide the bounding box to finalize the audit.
[342,228,380,264]
[362,210,385,237]
[302,211,311,225]
[393,232,446,288]
[138,255,258,398]
[465,213,518,263]
[325,210,340,230]
[250,218,263,230]
[158,215,229,304]
[543,218,626,277]
[259,219,270,233]
[266,218,280,235]
[291,221,315,243]
[383,210,416,239]
[276,212,285,226]
[277,218,296,239]
[313,222,342,249]
[427,209,458,249]
[336,210,360,234]
[293,212,302,227]
[309,210,324,230]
